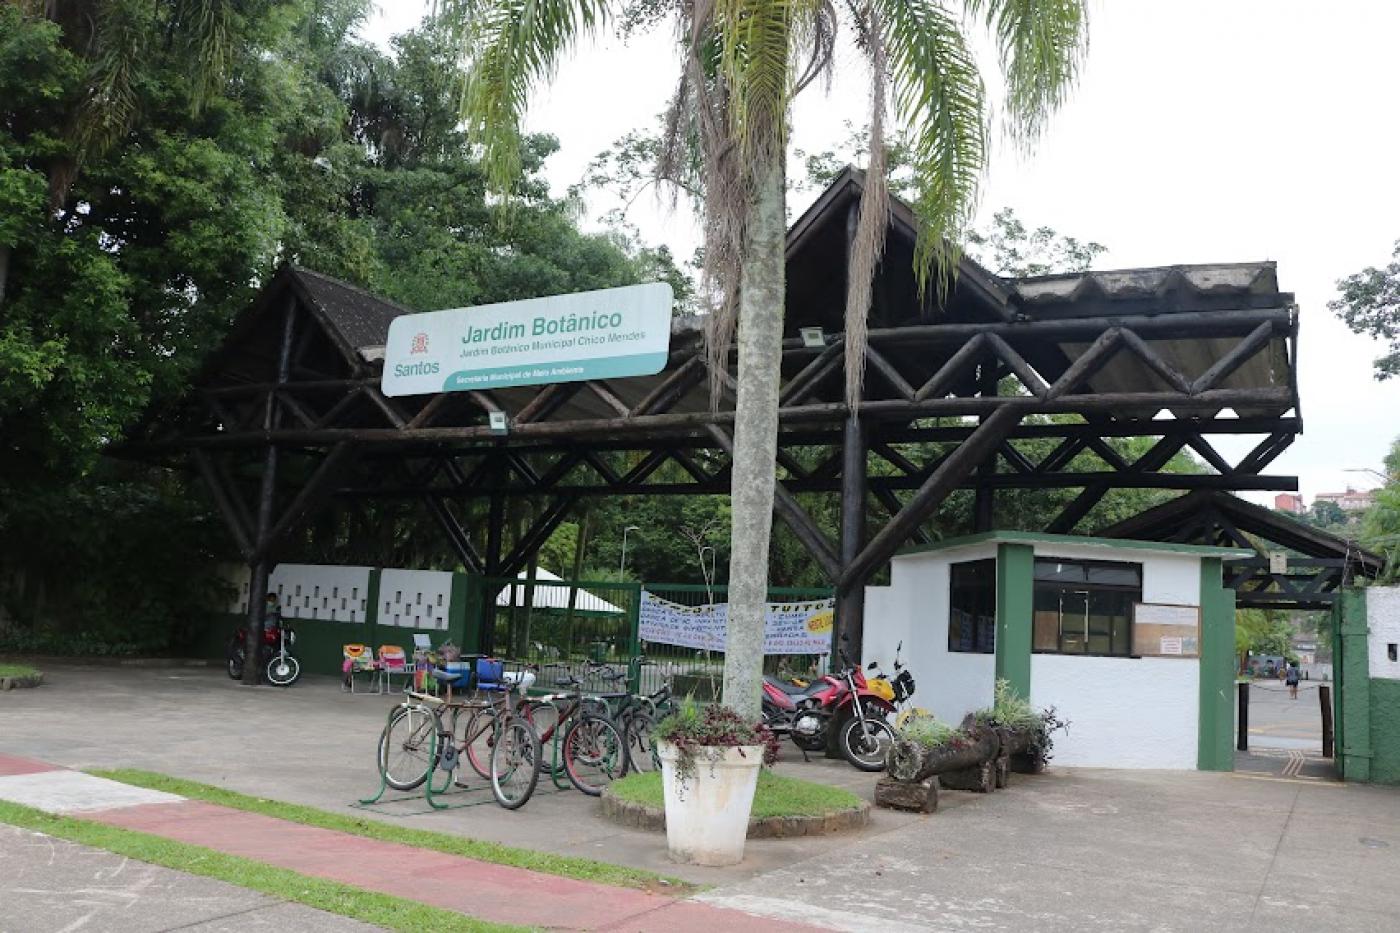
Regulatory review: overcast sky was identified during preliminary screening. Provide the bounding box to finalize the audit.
[365,1,1400,504]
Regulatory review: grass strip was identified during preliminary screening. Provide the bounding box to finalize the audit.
[0,663,40,677]
[609,769,864,820]
[91,768,694,893]
[0,799,524,933]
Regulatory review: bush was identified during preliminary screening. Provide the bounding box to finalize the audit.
[973,679,1041,731]
[655,702,780,781]
[897,713,968,750]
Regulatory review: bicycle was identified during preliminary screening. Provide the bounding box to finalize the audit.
[610,657,676,773]
[375,661,541,810]
[510,666,631,796]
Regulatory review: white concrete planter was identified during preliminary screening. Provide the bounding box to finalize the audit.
[657,741,763,866]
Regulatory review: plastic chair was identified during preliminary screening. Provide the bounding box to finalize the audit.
[377,645,412,694]
[342,644,381,694]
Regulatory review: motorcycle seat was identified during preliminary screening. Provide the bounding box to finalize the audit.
[764,675,826,697]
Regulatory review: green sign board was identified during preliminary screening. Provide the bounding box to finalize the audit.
[381,282,673,397]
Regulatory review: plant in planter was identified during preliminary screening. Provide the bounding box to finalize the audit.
[973,679,1070,774]
[654,702,778,866]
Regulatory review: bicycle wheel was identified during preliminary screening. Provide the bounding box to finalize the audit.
[461,707,497,779]
[622,711,660,773]
[378,704,438,791]
[563,715,629,796]
[489,715,541,810]
[520,699,561,771]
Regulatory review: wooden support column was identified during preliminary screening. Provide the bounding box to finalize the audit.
[243,297,297,685]
[834,414,868,657]
[840,406,1025,590]
[973,354,998,532]
[479,452,507,655]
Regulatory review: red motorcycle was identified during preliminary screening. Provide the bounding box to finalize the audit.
[762,647,897,771]
[226,617,300,687]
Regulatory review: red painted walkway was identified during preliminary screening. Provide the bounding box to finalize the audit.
[1,756,821,931]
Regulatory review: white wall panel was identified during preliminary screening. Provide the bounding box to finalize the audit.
[269,564,373,623]
[1367,586,1400,681]
[863,546,998,723]
[1031,654,1199,768]
[379,569,453,631]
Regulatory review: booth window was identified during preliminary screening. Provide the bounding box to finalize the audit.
[948,559,996,653]
[1032,559,1141,656]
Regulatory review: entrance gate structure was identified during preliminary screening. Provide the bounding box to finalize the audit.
[120,169,1358,666]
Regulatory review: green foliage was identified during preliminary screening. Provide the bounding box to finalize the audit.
[1329,240,1400,380]
[0,466,232,654]
[966,207,1107,277]
[92,768,687,891]
[1360,436,1400,583]
[608,769,863,819]
[974,678,1040,731]
[897,713,965,749]
[655,701,781,781]
[1235,608,1292,665]
[0,3,685,650]
[0,799,526,933]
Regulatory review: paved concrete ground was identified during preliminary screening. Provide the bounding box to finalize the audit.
[1,823,379,932]
[0,662,920,886]
[1243,680,1325,752]
[4,662,1400,932]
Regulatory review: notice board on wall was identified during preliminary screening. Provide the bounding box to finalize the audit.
[1132,602,1201,658]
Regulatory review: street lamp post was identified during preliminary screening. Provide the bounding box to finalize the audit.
[1345,467,1392,484]
[619,525,640,575]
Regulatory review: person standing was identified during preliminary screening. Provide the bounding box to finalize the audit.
[1286,662,1301,699]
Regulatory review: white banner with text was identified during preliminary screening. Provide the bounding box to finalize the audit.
[638,592,834,654]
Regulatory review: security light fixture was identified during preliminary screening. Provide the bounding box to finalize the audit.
[489,411,509,435]
[800,326,826,349]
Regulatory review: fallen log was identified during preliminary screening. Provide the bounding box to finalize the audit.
[875,775,939,813]
[886,723,999,784]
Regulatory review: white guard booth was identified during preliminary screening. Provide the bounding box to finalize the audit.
[861,532,1246,771]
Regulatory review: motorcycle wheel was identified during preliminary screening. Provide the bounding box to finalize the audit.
[838,710,895,772]
[265,653,301,687]
[226,647,245,681]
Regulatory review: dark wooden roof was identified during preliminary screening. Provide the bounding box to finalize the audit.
[1100,490,1382,570]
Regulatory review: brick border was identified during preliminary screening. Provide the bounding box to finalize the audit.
[600,788,870,838]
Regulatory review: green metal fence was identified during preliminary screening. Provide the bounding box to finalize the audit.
[484,576,833,698]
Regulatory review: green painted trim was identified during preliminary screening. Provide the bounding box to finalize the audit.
[364,568,382,647]
[994,543,1034,698]
[1196,558,1236,771]
[450,573,475,653]
[1369,679,1400,785]
[625,581,643,692]
[897,530,1252,561]
[1337,587,1371,781]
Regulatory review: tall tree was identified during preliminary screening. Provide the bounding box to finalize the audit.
[409,0,1086,715]
[1330,240,1400,380]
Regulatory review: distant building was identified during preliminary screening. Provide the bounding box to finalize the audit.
[1274,493,1305,514]
[1315,487,1376,512]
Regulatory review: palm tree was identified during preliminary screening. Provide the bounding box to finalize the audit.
[442,0,1088,717]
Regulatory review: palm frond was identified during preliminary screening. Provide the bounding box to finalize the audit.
[174,0,235,112]
[967,0,1088,143]
[874,0,987,296]
[442,0,612,193]
[74,0,150,159]
[843,2,889,410]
